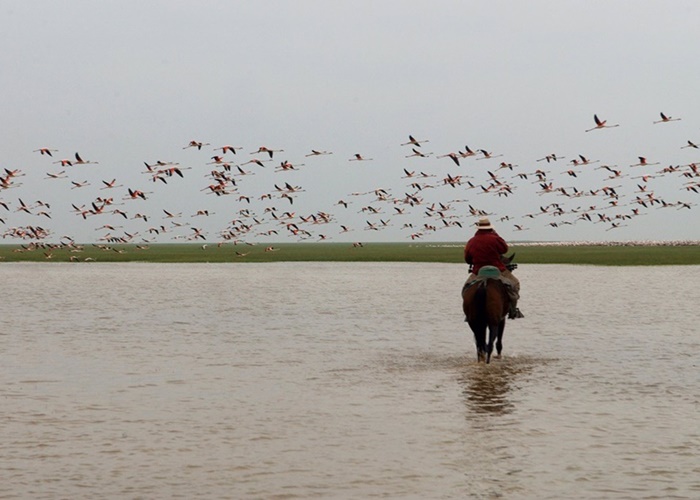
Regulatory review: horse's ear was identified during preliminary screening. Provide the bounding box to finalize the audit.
[502,253,515,264]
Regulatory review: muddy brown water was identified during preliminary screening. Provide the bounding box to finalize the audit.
[2,262,698,499]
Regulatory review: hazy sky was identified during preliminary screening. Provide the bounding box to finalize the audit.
[2,1,700,245]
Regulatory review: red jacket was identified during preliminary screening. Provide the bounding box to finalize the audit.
[464,230,508,272]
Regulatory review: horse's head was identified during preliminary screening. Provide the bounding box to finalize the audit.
[501,253,517,271]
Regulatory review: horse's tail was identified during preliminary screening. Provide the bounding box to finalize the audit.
[474,279,487,313]
[479,278,508,321]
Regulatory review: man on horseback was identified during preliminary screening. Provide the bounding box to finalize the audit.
[464,217,524,319]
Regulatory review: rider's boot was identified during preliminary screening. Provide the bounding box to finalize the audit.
[508,298,524,319]
[508,306,524,319]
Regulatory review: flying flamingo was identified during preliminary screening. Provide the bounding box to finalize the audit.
[33,148,58,157]
[681,140,699,149]
[101,179,123,189]
[234,165,254,176]
[405,148,431,158]
[349,153,373,161]
[305,149,333,157]
[126,188,148,200]
[215,145,243,154]
[460,146,477,158]
[74,152,98,165]
[400,135,429,147]
[240,158,269,167]
[630,157,660,167]
[476,149,503,160]
[537,153,565,163]
[653,112,681,124]
[45,171,67,179]
[16,199,31,214]
[183,140,210,150]
[570,154,599,166]
[251,146,284,159]
[436,152,460,166]
[585,114,619,132]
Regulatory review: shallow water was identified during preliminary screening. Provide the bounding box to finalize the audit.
[1,262,699,499]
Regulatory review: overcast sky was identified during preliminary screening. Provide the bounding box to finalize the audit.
[2,1,700,245]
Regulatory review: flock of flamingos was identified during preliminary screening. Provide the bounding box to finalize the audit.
[3,113,699,256]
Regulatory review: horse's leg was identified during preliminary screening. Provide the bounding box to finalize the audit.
[485,322,498,364]
[494,320,505,359]
[469,320,487,362]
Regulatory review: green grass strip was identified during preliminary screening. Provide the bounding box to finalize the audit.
[1,242,698,265]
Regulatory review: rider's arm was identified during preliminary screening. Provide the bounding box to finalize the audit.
[495,234,508,254]
[464,243,472,264]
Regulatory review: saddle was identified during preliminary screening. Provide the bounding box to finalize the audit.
[463,262,524,319]
[461,266,510,293]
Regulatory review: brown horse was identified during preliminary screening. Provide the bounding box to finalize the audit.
[461,257,514,363]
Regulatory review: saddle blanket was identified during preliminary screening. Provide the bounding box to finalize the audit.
[461,266,516,295]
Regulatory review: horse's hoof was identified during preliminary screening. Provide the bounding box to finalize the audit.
[493,354,502,360]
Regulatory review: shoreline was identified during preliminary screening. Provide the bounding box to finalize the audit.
[1,241,698,265]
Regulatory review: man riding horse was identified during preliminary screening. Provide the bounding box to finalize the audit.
[464,217,524,319]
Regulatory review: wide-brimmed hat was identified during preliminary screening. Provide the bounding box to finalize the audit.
[475,217,493,230]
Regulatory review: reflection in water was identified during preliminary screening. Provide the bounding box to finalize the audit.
[459,358,535,418]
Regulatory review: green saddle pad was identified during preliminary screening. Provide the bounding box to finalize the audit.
[477,265,501,278]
